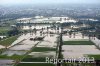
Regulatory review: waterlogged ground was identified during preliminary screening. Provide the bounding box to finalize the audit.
[62,45,100,59]
[0,29,100,66]
[62,33,100,60]
[0,60,14,66]
[0,29,59,66]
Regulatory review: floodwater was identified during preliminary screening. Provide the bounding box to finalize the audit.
[29,51,56,58]
[0,60,14,66]
[62,33,100,59]
[62,45,100,59]
[2,29,58,56]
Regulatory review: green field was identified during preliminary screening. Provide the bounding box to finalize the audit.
[88,55,100,60]
[16,55,55,66]
[0,35,18,46]
[62,63,94,66]
[32,47,56,52]
[63,41,94,45]
[0,54,24,60]
[17,63,55,66]
[22,56,46,62]
[21,47,56,62]
[0,27,11,35]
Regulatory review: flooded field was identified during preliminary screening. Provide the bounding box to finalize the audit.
[62,33,100,60]
[0,60,14,66]
[63,33,89,41]
[0,28,59,66]
[62,45,100,59]
[0,25,100,66]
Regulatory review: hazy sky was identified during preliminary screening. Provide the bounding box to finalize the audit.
[0,0,100,5]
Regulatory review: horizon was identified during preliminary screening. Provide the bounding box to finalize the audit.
[0,0,100,6]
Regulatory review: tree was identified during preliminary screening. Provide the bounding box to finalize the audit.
[69,31,72,38]
[7,28,20,36]
[33,28,37,35]
[47,27,49,35]
[73,32,76,38]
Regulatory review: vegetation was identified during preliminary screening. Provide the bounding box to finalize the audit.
[0,54,24,60]
[17,63,55,66]
[63,41,94,45]
[22,56,46,62]
[0,27,11,36]
[7,28,20,36]
[32,47,56,52]
[0,35,18,46]
[62,63,94,66]
[88,55,100,60]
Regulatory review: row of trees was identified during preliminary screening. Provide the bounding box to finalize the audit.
[7,27,20,36]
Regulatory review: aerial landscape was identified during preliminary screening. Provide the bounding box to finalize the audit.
[0,0,100,66]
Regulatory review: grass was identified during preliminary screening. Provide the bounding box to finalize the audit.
[63,41,94,45]
[0,27,11,35]
[62,63,94,66]
[88,55,100,60]
[32,47,56,52]
[0,27,10,32]
[0,54,24,60]
[16,55,54,66]
[17,63,55,66]
[22,56,46,62]
[0,35,18,46]
[15,46,56,65]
